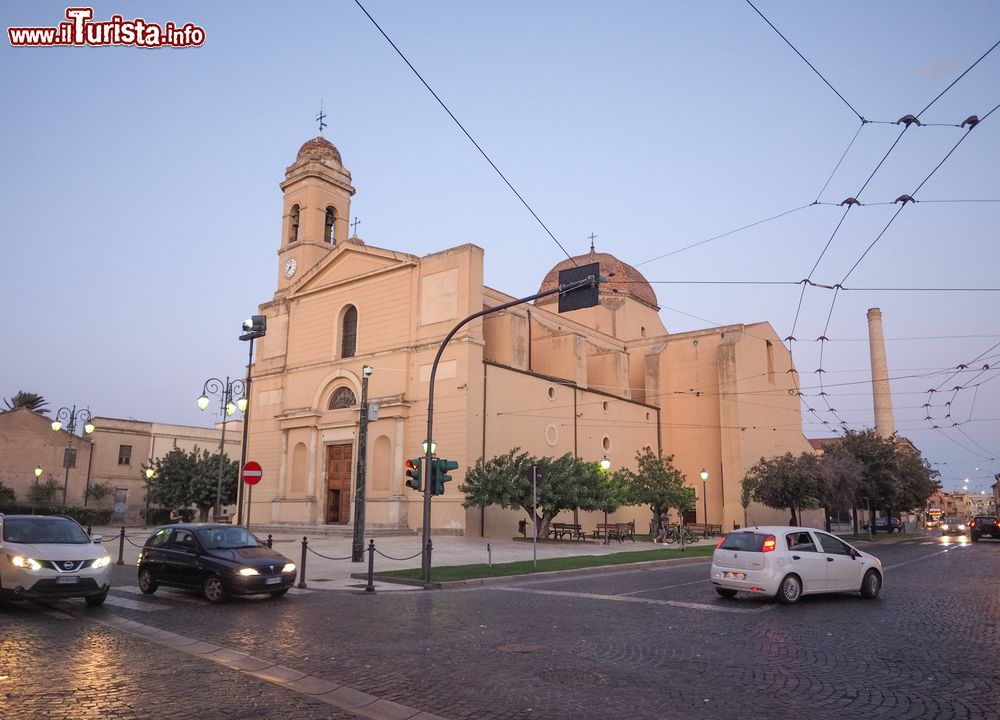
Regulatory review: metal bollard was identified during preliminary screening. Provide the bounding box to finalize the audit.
[488,542,492,566]
[297,536,308,589]
[267,534,273,548]
[365,539,376,593]
[424,538,433,590]
[87,525,93,536]
[116,526,125,565]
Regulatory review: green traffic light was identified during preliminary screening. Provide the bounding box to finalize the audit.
[431,458,459,496]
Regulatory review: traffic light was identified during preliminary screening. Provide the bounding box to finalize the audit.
[404,458,422,491]
[431,458,459,496]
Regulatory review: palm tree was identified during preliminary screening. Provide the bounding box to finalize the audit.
[3,391,49,413]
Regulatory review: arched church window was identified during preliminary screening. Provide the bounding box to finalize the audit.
[325,207,336,244]
[289,204,300,243]
[328,386,357,410]
[341,305,358,358]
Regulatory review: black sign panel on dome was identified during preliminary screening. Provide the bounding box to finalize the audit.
[558,262,601,313]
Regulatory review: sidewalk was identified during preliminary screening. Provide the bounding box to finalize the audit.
[93,525,713,591]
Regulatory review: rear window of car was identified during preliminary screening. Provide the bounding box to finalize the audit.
[719,532,766,552]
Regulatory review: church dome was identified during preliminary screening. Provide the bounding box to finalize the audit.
[536,249,659,310]
[296,135,343,165]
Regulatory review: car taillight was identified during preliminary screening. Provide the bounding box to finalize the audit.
[716,535,728,549]
[761,535,777,552]
[969,520,976,527]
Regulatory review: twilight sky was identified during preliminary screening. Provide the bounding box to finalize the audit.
[2,1,999,493]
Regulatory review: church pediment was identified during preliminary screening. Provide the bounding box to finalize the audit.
[289,241,416,296]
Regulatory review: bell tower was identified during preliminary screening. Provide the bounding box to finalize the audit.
[276,134,355,290]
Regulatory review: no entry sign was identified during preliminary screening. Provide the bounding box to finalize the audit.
[241,461,263,486]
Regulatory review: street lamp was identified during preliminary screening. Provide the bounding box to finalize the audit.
[197,377,245,520]
[236,314,266,526]
[351,364,375,562]
[32,466,42,515]
[144,466,156,527]
[700,468,709,526]
[51,405,94,507]
[600,456,612,544]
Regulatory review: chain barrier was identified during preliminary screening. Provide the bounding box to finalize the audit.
[304,544,355,561]
[372,546,424,562]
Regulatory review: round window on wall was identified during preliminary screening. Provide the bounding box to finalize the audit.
[645,411,651,421]
[547,386,555,400]
[602,436,611,452]
[602,401,609,413]
[545,424,559,447]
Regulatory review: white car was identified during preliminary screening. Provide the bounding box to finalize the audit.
[0,514,111,606]
[710,526,882,604]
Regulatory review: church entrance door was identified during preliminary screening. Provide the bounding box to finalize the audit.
[326,443,353,524]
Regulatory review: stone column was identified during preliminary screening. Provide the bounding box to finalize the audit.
[867,308,895,437]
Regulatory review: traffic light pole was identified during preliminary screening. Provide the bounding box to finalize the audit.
[351,366,373,562]
[421,275,598,589]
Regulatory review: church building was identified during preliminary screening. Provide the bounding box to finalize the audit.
[245,134,814,536]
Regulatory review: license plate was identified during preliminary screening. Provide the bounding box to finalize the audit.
[265,576,282,585]
[724,571,746,580]
[56,576,80,584]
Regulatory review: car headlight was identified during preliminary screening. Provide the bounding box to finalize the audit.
[91,556,111,569]
[941,524,949,530]
[958,525,966,530]
[238,568,259,576]
[10,555,42,571]
[282,563,296,573]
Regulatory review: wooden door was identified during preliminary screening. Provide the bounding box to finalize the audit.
[326,443,353,524]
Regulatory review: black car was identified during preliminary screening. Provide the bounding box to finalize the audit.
[969,515,1000,542]
[137,524,297,603]
[864,517,904,533]
[939,517,968,536]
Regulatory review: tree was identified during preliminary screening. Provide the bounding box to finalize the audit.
[149,446,238,521]
[743,452,823,525]
[616,449,694,534]
[27,477,60,507]
[460,449,613,539]
[817,446,864,531]
[0,480,15,505]
[4,391,48,413]
[83,480,114,504]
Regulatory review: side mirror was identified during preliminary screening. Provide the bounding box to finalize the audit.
[91,534,104,544]
[851,549,861,559]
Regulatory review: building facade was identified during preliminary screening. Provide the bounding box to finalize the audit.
[243,134,815,536]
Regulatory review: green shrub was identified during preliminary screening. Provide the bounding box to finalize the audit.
[0,504,111,526]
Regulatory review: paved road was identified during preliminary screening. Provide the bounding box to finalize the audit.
[2,533,997,719]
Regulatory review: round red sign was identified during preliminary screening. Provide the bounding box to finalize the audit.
[241,461,263,486]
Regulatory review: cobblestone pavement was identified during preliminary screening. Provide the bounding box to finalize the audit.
[3,533,998,719]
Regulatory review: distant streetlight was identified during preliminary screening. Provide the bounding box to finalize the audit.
[599,456,611,472]
[144,466,156,527]
[599,456,612,544]
[236,314,266,526]
[700,468,709,526]
[32,466,42,515]
[51,405,95,507]
[197,377,244,520]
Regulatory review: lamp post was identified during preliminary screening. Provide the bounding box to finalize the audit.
[51,405,95,507]
[197,377,244,520]
[144,466,156,527]
[351,365,374,563]
[600,456,612,545]
[700,468,709,527]
[32,466,42,515]
[237,315,267,526]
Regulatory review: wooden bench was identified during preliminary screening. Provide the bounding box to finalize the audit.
[592,521,636,543]
[548,522,586,540]
[687,522,723,538]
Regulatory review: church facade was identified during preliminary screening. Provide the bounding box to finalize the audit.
[245,135,814,536]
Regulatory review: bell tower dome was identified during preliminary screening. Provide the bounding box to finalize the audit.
[276,134,356,290]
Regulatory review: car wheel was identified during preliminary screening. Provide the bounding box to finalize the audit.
[715,588,737,599]
[860,569,882,599]
[85,590,108,607]
[203,575,227,604]
[269,588,290,599]
[777,574,802,605]
[138,567,158,594]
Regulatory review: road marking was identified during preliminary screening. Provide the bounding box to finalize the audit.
[882,543,971,572]
[102,595,170,612]
[491,586,775,614]
[617,578,707,596]
[114,586,205,604]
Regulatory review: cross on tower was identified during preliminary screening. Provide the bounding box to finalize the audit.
[316,100,327,134]
[351,217,361,236]
[588,233,598,252]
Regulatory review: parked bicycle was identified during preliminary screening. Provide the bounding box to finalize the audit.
[664,524,699,545]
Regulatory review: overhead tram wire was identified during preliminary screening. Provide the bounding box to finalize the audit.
[352,0,577,266]
[745,0,864,122]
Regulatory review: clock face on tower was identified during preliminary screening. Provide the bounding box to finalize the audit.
[284,257,297,278]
